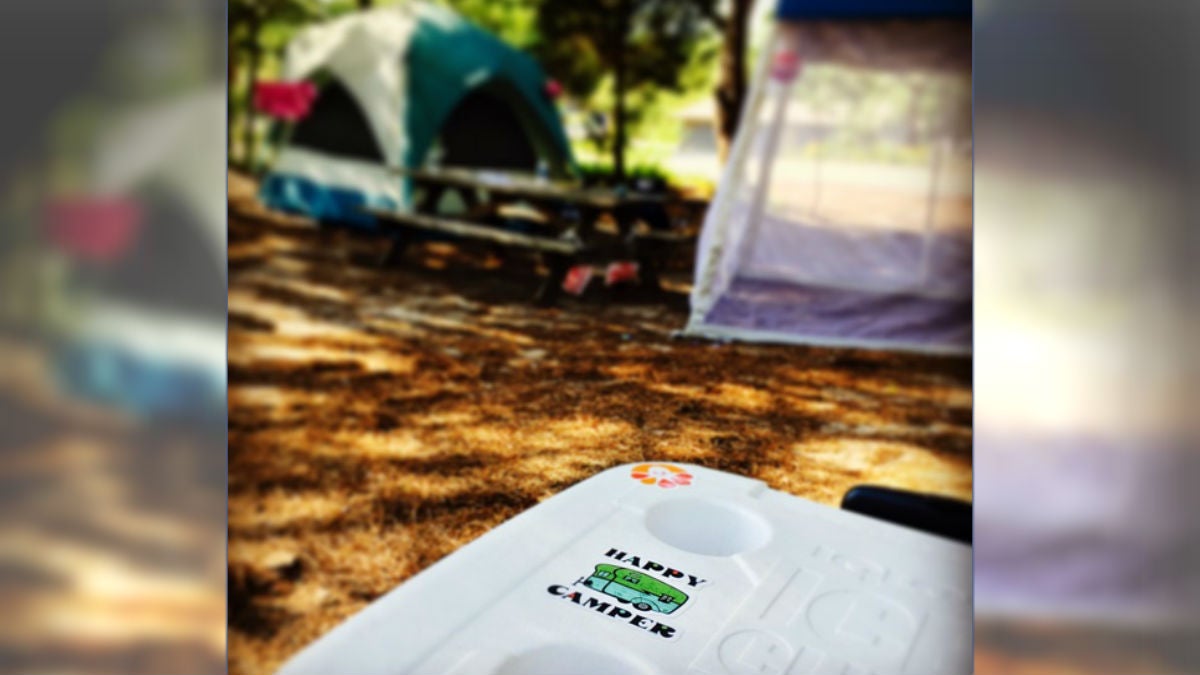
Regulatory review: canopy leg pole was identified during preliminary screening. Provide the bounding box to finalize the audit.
[732,37,797,322]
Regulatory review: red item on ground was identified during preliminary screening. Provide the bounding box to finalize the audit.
[562,265,594,296]
[544,79,563,99]
[254,81,318,122]
[44,197,143,264]
[604,261,639,286]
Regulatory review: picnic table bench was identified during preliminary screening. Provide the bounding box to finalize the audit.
[368,167,703,305]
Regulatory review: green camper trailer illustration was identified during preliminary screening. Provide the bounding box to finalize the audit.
[581,564,688,615]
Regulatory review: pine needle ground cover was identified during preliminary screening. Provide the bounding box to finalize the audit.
[226,174,971,675]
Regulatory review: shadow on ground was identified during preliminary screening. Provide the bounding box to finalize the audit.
[226,172,972,675]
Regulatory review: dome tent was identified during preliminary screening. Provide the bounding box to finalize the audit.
[686,0,972,353]
[260,2,574,227]
[52,87,227,422]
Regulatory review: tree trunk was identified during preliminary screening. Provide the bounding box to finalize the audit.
[714,0,754,163]
[613,57,627,184]
[357,0,371,8]
[611,0,631,184]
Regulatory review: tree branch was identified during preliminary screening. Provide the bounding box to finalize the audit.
[699,3,727,30]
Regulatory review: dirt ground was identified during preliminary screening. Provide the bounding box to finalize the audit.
[226,172,972,675]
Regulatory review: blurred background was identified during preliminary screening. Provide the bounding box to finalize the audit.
[0,0,1195,674]
[228,0,781,196]
[0,1,226,673]
[973,0,1200,673]
[225,3,974,674]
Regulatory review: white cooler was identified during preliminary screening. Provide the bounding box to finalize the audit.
[278,462,972,675]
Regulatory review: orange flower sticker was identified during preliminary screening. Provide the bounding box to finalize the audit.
[630,463,693,489]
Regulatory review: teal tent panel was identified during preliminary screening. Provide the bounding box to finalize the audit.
[403,6,573,175]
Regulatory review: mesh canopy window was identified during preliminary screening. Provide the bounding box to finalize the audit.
[688,19,971,353]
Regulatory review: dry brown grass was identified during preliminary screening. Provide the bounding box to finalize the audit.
[226,173,971,675]
[0,341,225,675]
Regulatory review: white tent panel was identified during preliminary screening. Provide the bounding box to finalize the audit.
[282,5,420,168]
[687,19,972,353]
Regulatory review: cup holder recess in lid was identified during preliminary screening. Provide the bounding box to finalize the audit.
[644,497,772,556]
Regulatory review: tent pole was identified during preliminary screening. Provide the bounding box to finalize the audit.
[688,22,776,325]
[733,32,796,288]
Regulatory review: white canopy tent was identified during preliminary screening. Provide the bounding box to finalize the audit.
[686,3,972,353]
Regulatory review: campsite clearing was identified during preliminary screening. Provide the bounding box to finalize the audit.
[227,172,971,675]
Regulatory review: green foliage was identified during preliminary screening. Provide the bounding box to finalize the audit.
[575,159,672,188]
[97,6,215,101]
[46,100,110,193]
[532,0,720,177]
[257,19,301,52]
[443,0,540,49]
[325,0,365,13]
[534,0,716,99]
[228,0,729,181]
[229,0,342,169]
[447,0,723,176]
[791,64,972,165]
[576,157,713,197]
[622,31,718,162]
[229,0,329,43]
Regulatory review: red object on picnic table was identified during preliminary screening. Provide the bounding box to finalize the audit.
[604,261,639,286]
[44,197,143,264]
[544,79,563,99]
[254,81,318,122]
[562,262,640,296]
[562,265,594,296]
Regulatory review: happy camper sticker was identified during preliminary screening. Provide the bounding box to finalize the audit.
[546,548,710,640]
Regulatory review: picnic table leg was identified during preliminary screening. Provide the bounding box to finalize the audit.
[615,207,663,293]
[530,204,590,306]
[534,252,571,306]
[636,245,663,292]
[379,233,411,267]
[415,184,446,214]
[378,182,444,267]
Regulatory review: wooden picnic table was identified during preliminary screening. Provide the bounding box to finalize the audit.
[396,166,708,237]
[371,166,704,305]
[393,166,683,211]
